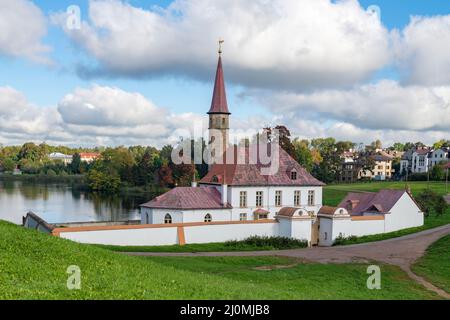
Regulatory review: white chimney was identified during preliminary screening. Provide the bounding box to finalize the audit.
[191,181,198,187]
[221,184,228,206]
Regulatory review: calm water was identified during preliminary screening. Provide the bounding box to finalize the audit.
[0,180,154,225]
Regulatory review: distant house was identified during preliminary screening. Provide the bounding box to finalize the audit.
[79,153,100,163]
[318,189,424,246]
[359,154,394,181]
[340,150,395,183]
[429,148,450,168]
[411,148,431,173]
[48,152,73,165]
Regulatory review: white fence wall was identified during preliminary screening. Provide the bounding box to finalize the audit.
[183,222,279,244]
[318,217,386,246]
[59,227,179,246]
[56,221,282,246]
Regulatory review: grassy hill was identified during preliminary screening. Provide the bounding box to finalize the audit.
[413,234,450,294]
[0,220,440,299]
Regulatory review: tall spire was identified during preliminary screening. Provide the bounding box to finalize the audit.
[208,40,230,115]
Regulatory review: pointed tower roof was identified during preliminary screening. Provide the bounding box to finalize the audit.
[208,55,231,115]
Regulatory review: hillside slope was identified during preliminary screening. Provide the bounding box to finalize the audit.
[0,221,438,299]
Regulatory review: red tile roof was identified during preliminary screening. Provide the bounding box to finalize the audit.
[338,190,407,215]
[208,56,230,115]
[79,153,100,158]
[140,186,229,210]
[200,145,325,187]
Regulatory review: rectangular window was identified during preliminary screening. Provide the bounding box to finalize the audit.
[308,190,315,206]
[239,213,247,221]
[239,191,247,208]
[275,190,282,207]
[294,191,301,207]
[256,191,263,207]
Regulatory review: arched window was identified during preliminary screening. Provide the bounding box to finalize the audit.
[204,214,212,223]
[164,214,172,224]
[212,175,219,183]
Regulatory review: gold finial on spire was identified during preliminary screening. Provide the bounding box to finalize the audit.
[218,38,224,55]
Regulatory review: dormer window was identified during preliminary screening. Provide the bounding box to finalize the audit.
[290,170,297,180]
[212,175,219,183]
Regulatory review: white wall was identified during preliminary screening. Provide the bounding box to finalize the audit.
[318,216,385,246]
[183,222,279,244]
[385,193,424,232]
[60,227,179,246]
[57,222,281,246]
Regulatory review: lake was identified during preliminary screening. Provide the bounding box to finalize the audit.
[0,179,155,225]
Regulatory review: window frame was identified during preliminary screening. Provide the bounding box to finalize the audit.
[294,190,301,207]
[164,214,172,224]
[256,191,263,207]
[275,190,282,207]
[239,191,247,208]
[307,190,315,206]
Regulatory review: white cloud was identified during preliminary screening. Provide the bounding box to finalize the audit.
[0,0,50,63]
[58,85,167,127]
[0,85,207,147]
[394,15,450,86]
[263,80,450,132]
[56,0,390,90]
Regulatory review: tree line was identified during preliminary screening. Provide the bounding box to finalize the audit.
[0,132,448,192]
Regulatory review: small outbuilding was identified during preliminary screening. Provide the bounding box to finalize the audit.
[317,189,424,246]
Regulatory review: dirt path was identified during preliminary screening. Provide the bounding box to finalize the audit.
[126,224,450,299]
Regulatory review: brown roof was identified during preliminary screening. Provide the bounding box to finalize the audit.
[200,145,325,187]
[415,148,430,155]
[140,186,229,210]
[318,206,338,215]
[254,208,270,214]
[277,207,299,217]
[338,190,407,215]
[208,56,230,115]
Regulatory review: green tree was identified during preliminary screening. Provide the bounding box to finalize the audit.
[431,165,445,181]
[292,139,313,172]
[0,157,16,172]
[87,169,121,192]
[70,153,82,174]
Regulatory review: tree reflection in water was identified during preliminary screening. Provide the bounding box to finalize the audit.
[0,179,161,224]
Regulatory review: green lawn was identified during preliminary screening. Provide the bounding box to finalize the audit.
[412,234,450,294]
[0,220,439,299]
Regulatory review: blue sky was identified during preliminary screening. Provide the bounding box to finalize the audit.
[0,0,449,147]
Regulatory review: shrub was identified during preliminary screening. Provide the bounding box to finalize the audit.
[416,190,448,216]
[46,169,57,176]
[333,234,358,246]
[225,236,308,250]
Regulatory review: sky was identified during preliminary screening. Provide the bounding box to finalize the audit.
[0,0,449,148]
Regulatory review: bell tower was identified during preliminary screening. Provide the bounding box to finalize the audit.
[208,40,230,164]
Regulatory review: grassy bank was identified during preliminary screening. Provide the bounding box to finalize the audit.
[412,234,450,294]
[0,173,86,184]
[0,221,439,299]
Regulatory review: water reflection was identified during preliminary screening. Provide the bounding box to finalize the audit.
[0,180,157,225]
